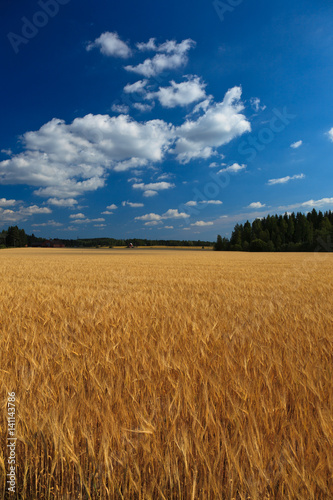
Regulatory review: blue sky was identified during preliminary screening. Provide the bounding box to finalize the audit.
[1,0,333,240]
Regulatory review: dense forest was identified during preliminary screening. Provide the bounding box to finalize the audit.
[215,209,333,252]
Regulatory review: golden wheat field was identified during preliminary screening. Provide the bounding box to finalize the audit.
[0,248,333,499]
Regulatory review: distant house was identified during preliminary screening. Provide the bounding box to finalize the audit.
[33,239,65,248]
[41,240,52,248]
[51,239,66,248]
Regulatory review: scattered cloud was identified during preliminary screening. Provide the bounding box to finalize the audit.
[106,204,117,209]
[125,39,196,77]
[0,198,16,207]
[162,209,189,219]
[72,217,105,224]
[156,173,173,181]
[127,177,143,183]
[290,140,303,149]
[1,149,12,156]
[327,128,333,142]
[185,201,197,207]
[267,174,305,185]
[47,198,78,207]
[114,158,149,172]
[133,103,155,112]
[124,80,148,94]
[280,197,333,210]
[199,200,223,205]
[218,163,246,174]
[24,206,52,215]
[146,76,207,108]
[102,211,113,215]
[176,147,216,164]
[248,202,266,208]
[122,201,144,207]
[132,181,175,197]
[0,204,51,223]
[191,221,214,226]
[136,38,158,51]
[144,221,161,226]
[135,213,162,221]
[164,226,174,229]
[31,220,62,227]
[142,190,158,197]
[69,213,85,219]
[250,97,266,112]
[136,208,189,221]
[87,32,132,58]
[112,103,130,114]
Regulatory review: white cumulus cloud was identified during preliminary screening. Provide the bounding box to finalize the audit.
[135,213,162,221]
[133,103,155,113]
[146,76,207,108]
[24,205,52,215]
[142,190,158,197]
[218,163,246,174]
[267,174,305,185]
[69,213,85,219]
[132,181,175,197]
[174,87,251,163]
[162,209,190,219]
[0,198,16,207]
[144,221,161,226]
[250,97,266,113]
[290,140,303,149]
[0,115,174,198]
[281,197,333,210]
[47,198,78,207]
[248,202,266,208]
[0,204,51,223]
[32,220,62,227]
[191,221,214,226]
[0,88,252,200]
[135,208,189,221]
[125,39,196,77]
[112,104,130,114]
[87,32,132,58]
[199,200,223,205]
[327,128,333,142]
[122,201,144,208]
[124,80,148,94]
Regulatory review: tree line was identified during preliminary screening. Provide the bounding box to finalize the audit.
[214,209,333,252]
[59,238,214,248]
[0,228,213,249]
